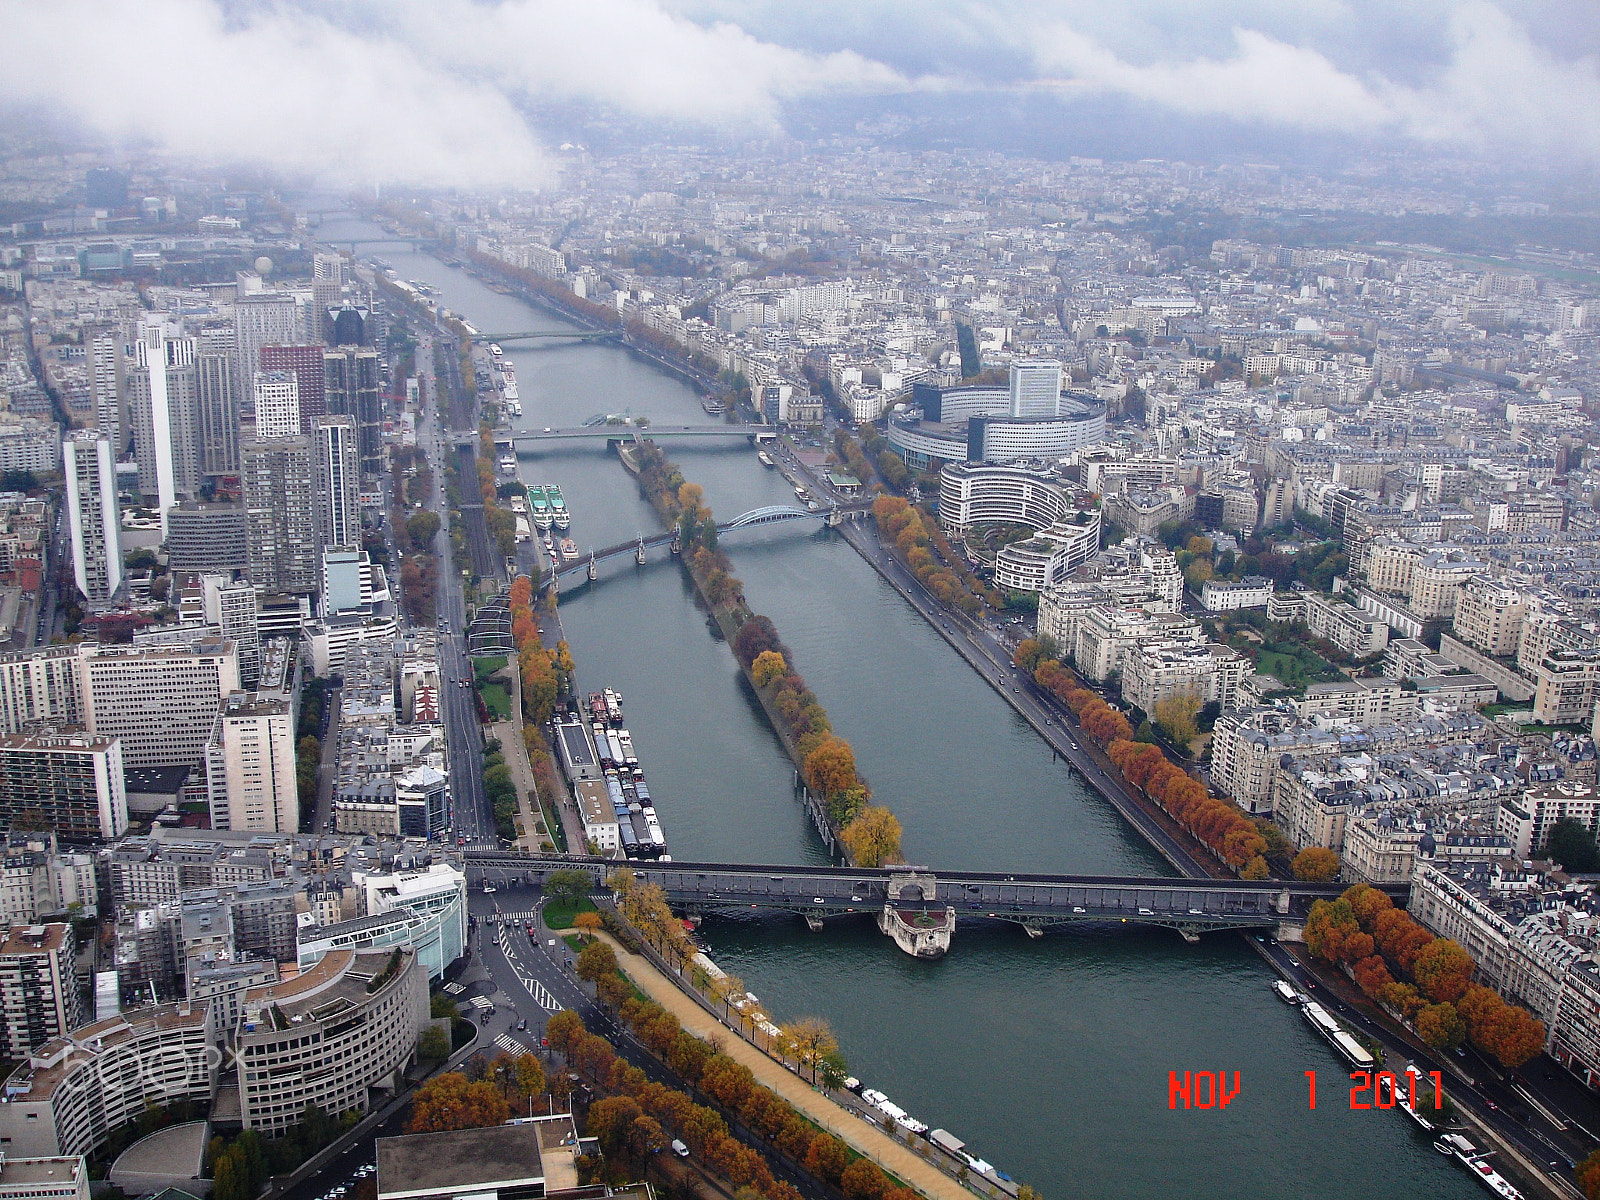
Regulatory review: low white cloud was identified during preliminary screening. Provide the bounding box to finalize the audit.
[0,0,557,189]
[0,0,916,188]
[1024,0,1600,160]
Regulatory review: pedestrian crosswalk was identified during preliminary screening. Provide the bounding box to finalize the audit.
[493,912,539,925]
[468,995,494,1010]
[494,1034,528,1055]
[443,982,466,995]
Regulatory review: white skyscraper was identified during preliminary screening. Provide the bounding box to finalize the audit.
[88,330,123,453]
[253,370,301,439]
[133,321,195,534]
[1009,360,1064,418]
[206,693,297,833]
[201,575,262,687]
[62,431,121,606]
[312,416,360,551]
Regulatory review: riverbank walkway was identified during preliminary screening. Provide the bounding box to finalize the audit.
[593,933,972,1200]
[490,665,564,852]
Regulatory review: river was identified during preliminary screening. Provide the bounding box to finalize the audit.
[316,213,1476,1199]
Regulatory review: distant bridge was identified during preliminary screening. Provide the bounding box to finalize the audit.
[478,330,620,344]
[511,424,777,447]
[463,852,1407,955]
[541,504,869,585]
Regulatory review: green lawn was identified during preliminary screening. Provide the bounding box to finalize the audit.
[477,681,511,720]
[473,655,508,684]
[1255,646,1342,689]
[543,897,597,930]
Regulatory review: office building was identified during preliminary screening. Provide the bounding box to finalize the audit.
[329,304,369,348]
[236,947,426,1135]
[298,865,466,982]
[0,1003,215,1157]
[375,1120,585,1200]
[0,733,125,842]
[324,346,383,476]
[201,575,261,687]
[312,416,361,551]
[62,431,120,606]
[80,640,239,781]
[165,502,250,574]
[0,924,83,1062]
[205,694,296,834]
[241,433,317,593]
[251,370,300,440]
[1009,360,1063,417]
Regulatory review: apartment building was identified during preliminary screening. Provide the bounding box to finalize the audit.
[0,924,82,1063]
[1453,575,1530,658]
[0,733,126,842]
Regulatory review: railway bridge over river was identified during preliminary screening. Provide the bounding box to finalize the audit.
[463,852,1406,958]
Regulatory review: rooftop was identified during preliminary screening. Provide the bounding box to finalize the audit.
[376,1119,581,1200]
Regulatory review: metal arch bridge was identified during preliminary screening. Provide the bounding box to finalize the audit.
[477,330,620,343]
[543,504,867,584]
[462,852,1411,950]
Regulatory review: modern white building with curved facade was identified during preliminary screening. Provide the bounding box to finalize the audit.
[939,463,1102,593]
[296,864,467,982]
[887,403,1107,470]
[236,945,427,1135]
[0,1003,215,1157]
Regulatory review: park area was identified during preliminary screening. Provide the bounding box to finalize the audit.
[473,655,511,720]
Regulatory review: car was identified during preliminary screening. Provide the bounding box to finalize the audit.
[1072,906,1086,914]
[1255,935,1266,943]
[1138,908,1154,916]
[850,895,863,902]
[1288,957,1301,968]
[812,897,825,904]
[1188,908,1204,916]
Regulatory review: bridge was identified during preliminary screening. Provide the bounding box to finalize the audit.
[462,852,1404,957]
[511,424,778,447]
[543,504,870,585]
[478,330,620,344]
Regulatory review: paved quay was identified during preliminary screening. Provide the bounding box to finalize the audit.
[593,933,974,1200]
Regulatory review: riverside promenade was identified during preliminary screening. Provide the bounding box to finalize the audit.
[593,932,973,1200]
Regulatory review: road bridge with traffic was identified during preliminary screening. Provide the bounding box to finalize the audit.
[511,424,778,447]
[462,852,1404,956]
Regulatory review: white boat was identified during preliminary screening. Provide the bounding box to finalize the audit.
[757,449,775,467]
[548,484,570,530]
[498,453,518,476]
[1272,980,1298,1004]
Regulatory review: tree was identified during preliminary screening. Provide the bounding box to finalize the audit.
[544,1010,585,1054]
[573,911,604,938]
[840,1160,890,1200]
[1544,816,1600,872]
[407,510,441,547]
[777,1018,838,1084]
[544,869,593,905]
[751,650,788,688]
[802,1133,849,1187]
[1415,1001,1466,1051]
[585,1096,643,1156]
[1291,847,1341,882]
[1153,693,1201,745]
[515,1053,545,1099]
[817,1048,851,1091]
[1577,1149,1600,1200]
[1412,939,1474,1004]
[841,806,902,867]
[408,1073,511,1132]
[576,940,618,983]
[418,1025,450,1061]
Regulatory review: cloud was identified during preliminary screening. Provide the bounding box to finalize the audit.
[1023,0,1600,160]
[0,0,916,188]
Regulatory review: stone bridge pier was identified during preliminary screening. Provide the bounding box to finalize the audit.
[879,871,955,958]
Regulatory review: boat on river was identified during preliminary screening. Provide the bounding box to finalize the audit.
[528,485,552,530]
[757,449,775,467]
[548,484,570,529]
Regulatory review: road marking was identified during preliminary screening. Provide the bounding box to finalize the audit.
[468,995,493,1009]
[494,1035,528,1055]
[443,982,466,995]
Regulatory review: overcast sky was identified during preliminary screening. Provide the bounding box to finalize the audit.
[3,0,1598,187]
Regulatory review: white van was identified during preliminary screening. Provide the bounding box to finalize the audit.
[670,1140,690,1158]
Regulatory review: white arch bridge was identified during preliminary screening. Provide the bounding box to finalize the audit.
[542,502,871,586]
